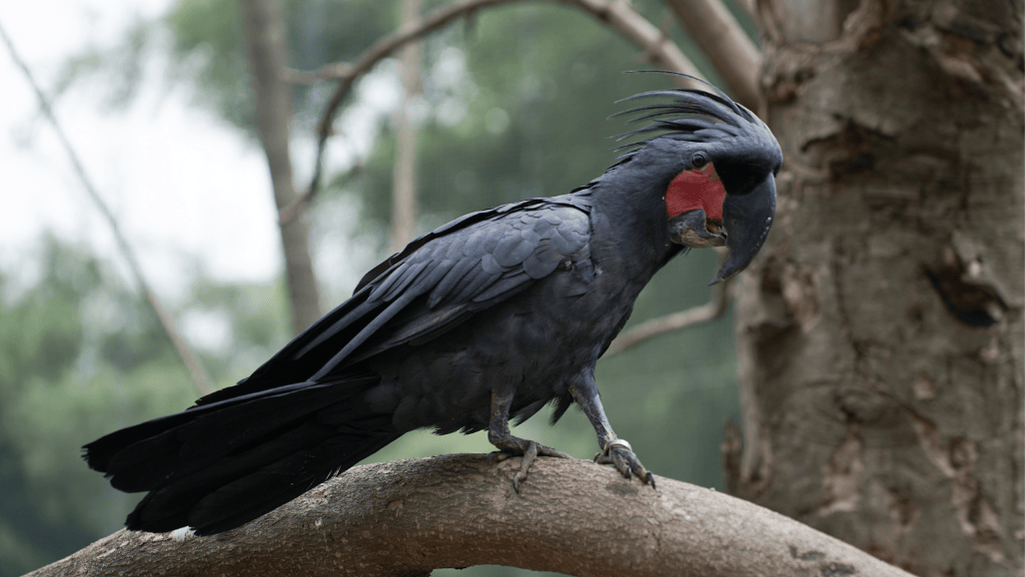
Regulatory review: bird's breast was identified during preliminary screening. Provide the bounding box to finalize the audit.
[366,260,634,434]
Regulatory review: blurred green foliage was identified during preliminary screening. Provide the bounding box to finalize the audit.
[7,1,755,575]
[0,237,293,576]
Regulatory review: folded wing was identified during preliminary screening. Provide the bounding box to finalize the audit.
[198,195,592,406]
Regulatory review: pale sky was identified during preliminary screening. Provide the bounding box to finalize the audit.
[1,1,279,301]
[0,0,397,308]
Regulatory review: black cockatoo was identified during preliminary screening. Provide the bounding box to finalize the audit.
[84,80,782,535]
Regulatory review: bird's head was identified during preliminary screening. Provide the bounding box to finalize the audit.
[616,81,782,284]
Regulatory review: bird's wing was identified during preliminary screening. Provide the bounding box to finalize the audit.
[197,195,591,405]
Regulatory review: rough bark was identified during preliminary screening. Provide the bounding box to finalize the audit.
[29,455,914,577]
[729,1,1024,576]
[241,0,322,335]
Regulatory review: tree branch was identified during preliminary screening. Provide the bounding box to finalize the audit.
[29,455,916,577]
[734,0,757,19]
[288,0,703,221]
[663,0,763,109]
[572,0,703,77]
[606,279,731,356]
[0,20,213,396]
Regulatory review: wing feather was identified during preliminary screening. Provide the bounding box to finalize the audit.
[427,257,478,308]
[376,260,430,302]
[214,195,592,397]
[472,270,532,303]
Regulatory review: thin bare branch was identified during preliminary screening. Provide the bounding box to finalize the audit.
[302,0,518,211]
[29,455,917,577]
[295,0,703,216]
[0,21,213,395]
[663,0,763,109]
[572,0,703,76]
[281,62,353,85]
[278,161,364,226]
[605,248,732,356]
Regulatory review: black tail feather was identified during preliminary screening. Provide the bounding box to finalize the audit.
[183,429,399,535]
[83,375,400,535]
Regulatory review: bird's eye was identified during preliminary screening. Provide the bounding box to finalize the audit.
[691,152,708,168]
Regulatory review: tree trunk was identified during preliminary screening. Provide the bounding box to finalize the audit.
[728,1,1024,576]
[390,0,423,253]
[241,0,322,335]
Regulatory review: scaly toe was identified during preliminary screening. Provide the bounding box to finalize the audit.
[488,450,512,464]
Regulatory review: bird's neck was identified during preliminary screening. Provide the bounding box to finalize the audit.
[585,165,682,284]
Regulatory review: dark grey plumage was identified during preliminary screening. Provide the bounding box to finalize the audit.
[84,82,782,535]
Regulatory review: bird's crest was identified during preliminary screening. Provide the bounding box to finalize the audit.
[611,73,762,158]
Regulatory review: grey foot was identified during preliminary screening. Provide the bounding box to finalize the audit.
[489,437,571,492]
[594,438,656,488]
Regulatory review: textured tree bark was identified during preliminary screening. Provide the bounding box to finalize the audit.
[728,1,1024,576]
[27,455,914,577]
[241,0,322,335]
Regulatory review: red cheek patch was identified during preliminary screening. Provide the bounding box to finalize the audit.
[665,163,727,220]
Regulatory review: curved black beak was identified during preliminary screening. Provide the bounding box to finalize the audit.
[710,173,776,285]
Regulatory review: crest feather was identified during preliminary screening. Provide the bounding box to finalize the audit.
[611,73,759,156]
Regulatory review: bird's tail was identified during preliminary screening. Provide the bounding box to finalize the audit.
[83,375,400,535]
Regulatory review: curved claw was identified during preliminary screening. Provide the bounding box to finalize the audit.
[490,438,571,493]
[594,438,655,488]
[488,450,512,464]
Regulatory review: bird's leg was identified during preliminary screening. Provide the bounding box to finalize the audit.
[569,379,656,488]
[487,388,571,492]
